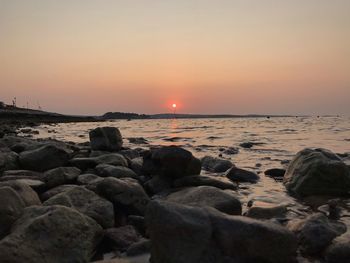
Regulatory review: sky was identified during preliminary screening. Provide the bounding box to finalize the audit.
[0,0,349,115]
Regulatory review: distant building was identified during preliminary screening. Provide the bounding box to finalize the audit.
[0,101,5,109]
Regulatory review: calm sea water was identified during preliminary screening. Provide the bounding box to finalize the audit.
[31,116,350,229]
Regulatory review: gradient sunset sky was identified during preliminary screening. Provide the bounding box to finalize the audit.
[1,0,349,115]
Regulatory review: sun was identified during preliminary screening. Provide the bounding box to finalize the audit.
[172,103,177,108]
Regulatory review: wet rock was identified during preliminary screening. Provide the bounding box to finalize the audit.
[44,186,114,228]
[95,164,138,179]
[42,167,81,189]
[89,127,123,151]
[245,204,288,219]
[0,187,26,238]
[240,141,264,148]
[265,168,286,178]
[226,166,260,183]
[165,186,242,215]
[201,156,233,173]
[77,173,101,185]
[128,137,148,144]
[19,145,70,172]
[70,153,128,170]
[40,184,81,201]
[173,175,237,190]
[0,180,41,206]
[146,201,297,263]
[104,225,141,251]
[221,147,239,155]
[283,148,350,196]
[287,213,346,255]
[88,177,150,215]
[0,205,103,263]
[143,146,201,178]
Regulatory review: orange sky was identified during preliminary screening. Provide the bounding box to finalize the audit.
[1,0,349,115]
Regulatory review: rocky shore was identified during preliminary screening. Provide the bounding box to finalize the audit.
[0,125,349,263]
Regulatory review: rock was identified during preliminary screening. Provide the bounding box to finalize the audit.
[283,148,350,196]
[240,141,264,148]
[128,137,148,144]
[89,127,123,151]
[325,233,350,263]
[0,151,19,173]
[201,156,233,173]
[287,213,346,255]
[0,205,103,263]
[146,201,297,263]
[44,186,114,228]
[19,145,70,172]
[15,179,46,192]
[226,167,260,183]
[95,164,138,179]
[264,168,286,178]
[144,175,172,195]
[127,215,146,236]
[144,146,201,178]
[42,167,81,189]
[126,239,151,256]
[104,225,141,251]
[0,180,41,206]
[173,175,237,190]
[119,149,140,160]
[221,147,239,155]
[165,186,242,215]
[40,184,81,201]
[88,177,150,215]
[2,169,42,179]
[245,204,288,219]
[0,187,26,238]
[130,157,143,175]
[77,173,101,185]
[70,153,128,170]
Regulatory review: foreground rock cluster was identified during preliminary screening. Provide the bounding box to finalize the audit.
[0,126,349,263]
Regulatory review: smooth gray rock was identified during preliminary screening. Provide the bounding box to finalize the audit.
[42,167,81,189]
[40,184,81,201]
[146,201,297,263]
[0,180,41,206]
[264,168,286,178]
[19,145,70,172]
[287,213,346,255]
[245,204,288,219]
[77,173,101,185]
[201,156,233,173]
[144,175,172,195]
[88,177,150,215]
[104,225,141,251]
[70,153,128,170]
[0,205,103,263]
[0,151,18,173]
[89,127,123,151]
[226,166,260,183]
[95,164,138,179]
[0,187,25,238]
[44,186,114,228]
[165,186,242,215]
[173,175,237,190]
[284,148,350,196]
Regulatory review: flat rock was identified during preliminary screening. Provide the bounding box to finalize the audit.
[173,175,237,190]
[226,167,260,183]
[96,164,138,179]
[42,167,81,189]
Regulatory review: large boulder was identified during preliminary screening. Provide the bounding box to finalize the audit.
[0,205,103,263]
[0,187,25,238]
[165,186,242,215]
[88,177,150,215]
[146,201,297,263]
[201,156,233,173]
[143,146,201,178]
[95,164,138,179]
[226,166,260,183]
[44,186,114,228]
[77,173,101,185]
[283,148,350,196]
[287,213,346,255]
[19,145,70,172]
[325,233,350,263]
[0,180,41,206]
[42,167,81,189]
[89,127,123,151]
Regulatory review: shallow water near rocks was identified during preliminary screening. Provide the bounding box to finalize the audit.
[31,117,350,244]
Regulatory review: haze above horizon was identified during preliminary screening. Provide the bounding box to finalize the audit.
[1,0,349,115]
